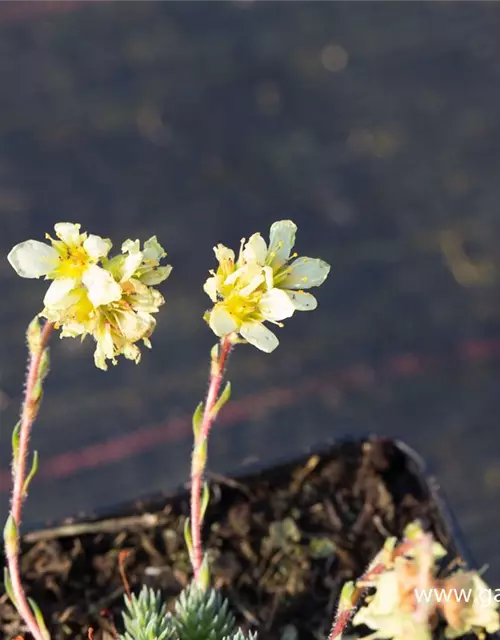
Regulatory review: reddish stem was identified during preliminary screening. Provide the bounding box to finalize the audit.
[190,336,232,581]
[6,320,53,640]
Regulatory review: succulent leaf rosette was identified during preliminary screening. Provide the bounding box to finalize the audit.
[203,220,330,352]
[8,222,171,370]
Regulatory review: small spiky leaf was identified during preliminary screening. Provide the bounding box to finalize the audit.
[173,582,238,640]
[224,630,258,640]
[119,586,174,640]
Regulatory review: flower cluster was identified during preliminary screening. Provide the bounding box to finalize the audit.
[203,220,330,352]
[346,521,500,640]
[8,223,171,370]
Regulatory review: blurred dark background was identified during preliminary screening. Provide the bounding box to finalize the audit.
[1,0,500,581]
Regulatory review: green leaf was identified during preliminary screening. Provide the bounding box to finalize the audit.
[195,438,208,472]
[173,582,236,638]
[3,567,17,609]
[210,381,231,419]
[26,316,42,354]
[23,451,39,497]
[11,421,20,466]
[119,586,173,640]
[192,402,204,440]
[210,342,220,363]
[197,554,210,592]
[3,514,18,555]
[184,517,193,559]
[38,348,50,383]
[28,597,51,640]
[200,482,210,524]
[30,380,43,407]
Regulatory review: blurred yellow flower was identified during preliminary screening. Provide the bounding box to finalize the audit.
[8,224,171,370]
[203,220,330,352]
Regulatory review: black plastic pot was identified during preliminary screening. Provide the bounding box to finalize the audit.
[4,436,497,640]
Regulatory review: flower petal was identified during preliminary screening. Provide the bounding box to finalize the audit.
[263,265,274,290]
[8,241,59,278]
[94,325,115,371]
[43,278,78,308]
[203,276,219,302]
[283,290,318,311]
[143,236,166,264]
[225,261,262,287]
[208,305,239,337]
[82,264,122,307]
[115,309,154,342]
[242,233,267,265]
[280,257,330,289]
[239,272,265,297]
[54,222,82,246]
[140,265,172,286]
[59,321,87,338]
[120,249,144,282]
[123,342,141,364]
[83,234,112,260]
[268,220,297,268]
[214,244,235,264]
[259,288,295,321]
[214,244,235,277]
[122,239,140,254]
[240,321,279,353]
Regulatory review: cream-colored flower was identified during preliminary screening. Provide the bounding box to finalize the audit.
[60,238,170,370]
[443,573,500,638]
[348,521,500,640]
[8,222,121,310]
[353,551,437,640]
[8,225,171,370]
[105,236,172,286]
[90,305,157,370]
[243,220,331,311]
[353,576,433,640]
[203,220,330,352]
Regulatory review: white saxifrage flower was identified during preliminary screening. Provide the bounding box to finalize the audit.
[203,220,330,352]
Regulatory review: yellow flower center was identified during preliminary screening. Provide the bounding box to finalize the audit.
[224,292,260,324]
[73,293,95,323]
[53,246,92,279]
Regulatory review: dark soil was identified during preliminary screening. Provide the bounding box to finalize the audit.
[0,438,480,639]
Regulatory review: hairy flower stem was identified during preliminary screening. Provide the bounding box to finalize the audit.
[190,336,232,581]
[328,539,414,640]
[6,320,53,640]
